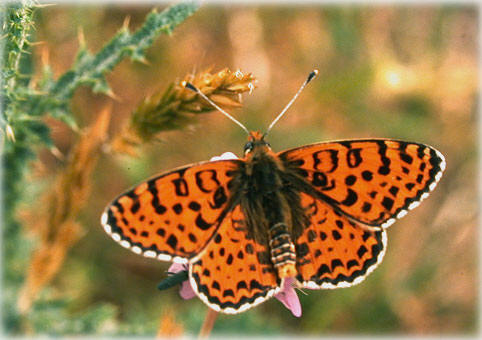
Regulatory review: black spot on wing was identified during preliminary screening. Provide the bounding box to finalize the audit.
[195,214,213,230]
[223,289,235,298]
[236,281,247,290]
[316,264,331,277]
[362,170,373,181]
[389,186,399,197]
[166,234,178,250]
[382,196,394,211]
[345,175,357,186]
[130,200,140,214]
[210,186,227,209]
[188,233,197,243]
[347,259,359,269]
[341,189,358,206]
[331,259,344,271]
[297,243,309,258]
[188,201,201,211]
[195,170,221,193]
[212,281,220,290]
[307,230,317,242]
[172,178,189,197]
[377,141,391,175]
[401,153,413,164]
[172,203,183,215]
[147,181,167,214]
[362,202,372,212]
[357,245,368,258]
[313,149,339,173]
[346,148,362,168]
[332,230,342,240]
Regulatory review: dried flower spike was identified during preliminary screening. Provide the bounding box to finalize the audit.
[17,106,111,314]
[111,68,256,156]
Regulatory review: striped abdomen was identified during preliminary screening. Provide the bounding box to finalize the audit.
[269,222,297,278]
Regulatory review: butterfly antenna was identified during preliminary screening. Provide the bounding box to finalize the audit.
[265,69,319,135]
[184,82,250,134]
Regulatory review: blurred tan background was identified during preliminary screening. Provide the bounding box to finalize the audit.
[19,3,478,336]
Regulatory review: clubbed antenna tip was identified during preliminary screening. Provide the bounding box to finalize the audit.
[184,82,197,92]
[307,69,319,83]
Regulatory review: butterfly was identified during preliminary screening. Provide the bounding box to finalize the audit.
[101,71,446,314]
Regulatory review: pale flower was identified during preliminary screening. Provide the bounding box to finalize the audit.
[209,151,238,161]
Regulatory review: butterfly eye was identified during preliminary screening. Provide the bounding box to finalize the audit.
[244,142,254,154]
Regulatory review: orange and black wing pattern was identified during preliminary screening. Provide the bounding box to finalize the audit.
[190,205,280,314]
[294,193,386,288]
[279,139,445,228]
[101,160,242,263]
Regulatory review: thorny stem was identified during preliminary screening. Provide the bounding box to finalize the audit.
[198,309,218,339]
[6,2,35,91]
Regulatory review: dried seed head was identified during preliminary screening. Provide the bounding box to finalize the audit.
[111,68,257,155]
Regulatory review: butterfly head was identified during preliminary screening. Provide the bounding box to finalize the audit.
[244,131,271,156]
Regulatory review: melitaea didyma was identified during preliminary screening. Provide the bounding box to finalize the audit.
[101,71,446,314]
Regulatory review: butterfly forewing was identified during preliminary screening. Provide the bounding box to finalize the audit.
[279,139,445,228]
[101,160,242,262]
[295,193,386,288]
[190,205,280,314]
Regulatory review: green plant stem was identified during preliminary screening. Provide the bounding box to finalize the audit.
[6,6,32,90]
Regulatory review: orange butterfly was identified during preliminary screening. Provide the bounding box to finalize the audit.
[101,71,445,314]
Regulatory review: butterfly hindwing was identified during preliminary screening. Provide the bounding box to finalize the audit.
[279,139,446,228]
[101,160,242,262]
[295,193,386,288]
[190,205,281,314]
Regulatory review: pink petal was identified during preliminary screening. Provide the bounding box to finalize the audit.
[167,263,196,300]
[168,262,186,274]
[275,278,302,317]
[179,280,196,300]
